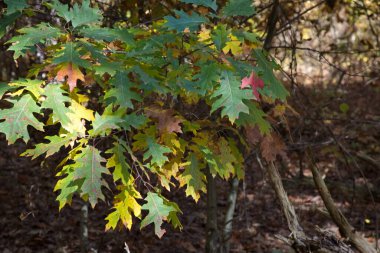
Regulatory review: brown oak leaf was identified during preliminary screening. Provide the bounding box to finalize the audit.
[56,63,84,91]
[146,107,182,134]
[244,125,263,146]
[260,132,286,162]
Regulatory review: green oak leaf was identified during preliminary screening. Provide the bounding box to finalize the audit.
[0,94,43,144]
[72,145,110,207]
[253,49,289,101]
[92,112,124,136]
[53,42,90,68]
[54,166,79,210]
[22,134,75,159]
[164,200,183,230]
[193,62,220,95]
[210,70,253,123]
[200,146,230,179]
[8,79,44,99]
[40,84,84,134]
[133,66,168,93]
[52,0,101,29]
[180,153,206,202]
[106,140,131,185]
[211,24,229,51]
[236,101,271,134]
[7,23,62,59]
[0,12,22,38]
[180,0,217,11]
[141,192,176,238]
[5,0,28,14]
[0,82,17,98]
[222,0,256,17]
[79,27,134,43]
[104,71,141,109]
[164,10,208,32]
[121,113,148,131]
[143,137,172,167]
[41,85,71,123]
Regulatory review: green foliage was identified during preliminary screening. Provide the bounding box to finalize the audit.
[9,79,44,99]
[222,0,256,17]
[192,62,220,95]
[52,0,101,29]
[0,0,288,238]
[144,137,172,168]
[22,134,74,159]
[7,23,62,59]
[104,71,141,109]
[180,153,206,202]
[211,70,253,123]
[70,145,109,207]
[141,192,177,238]
[4,0,28,14]
[253,49,289,100]
[212,25,229,51]
[105,185,142,230]
[164,10,208,32]
[106,140,131,185]
[53,42,90,68]
[0,12,22,38]
[0,94,43,144]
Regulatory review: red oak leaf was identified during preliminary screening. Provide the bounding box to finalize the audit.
[56,63,85,91]
[241,71,264,100]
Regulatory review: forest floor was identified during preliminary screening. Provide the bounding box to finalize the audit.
[0,82,379,253]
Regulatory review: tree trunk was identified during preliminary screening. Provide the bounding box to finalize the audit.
[206,168,219,253]
[81,203,89,253]
[221,177,239,253]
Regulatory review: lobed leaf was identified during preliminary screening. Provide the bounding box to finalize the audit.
[210,70,253,123]
[7,23,62,59]
[0,94,43,144]
[141,192,176,238]
[179,153,206,202]
[164,10,208,32]
[52,0,101,28]
[222,0,256,17]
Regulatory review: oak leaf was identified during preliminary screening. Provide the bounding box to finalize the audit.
[244,125,262,146]
[260,132,286,162]
[56,63,84,91]
[241,71,264,100]
[146,107,183,134]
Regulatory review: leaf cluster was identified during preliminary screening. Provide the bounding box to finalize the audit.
[0,0,288,237]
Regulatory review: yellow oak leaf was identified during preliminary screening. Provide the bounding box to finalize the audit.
[222,35,242,55]
[69,100,95,121]
[198,27,211,42]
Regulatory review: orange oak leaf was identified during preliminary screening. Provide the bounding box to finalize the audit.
[146,107,183,134]
[56,63,84,91]
[241,71,264,100]
[260,132,286,162]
